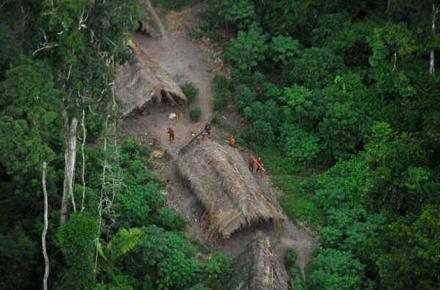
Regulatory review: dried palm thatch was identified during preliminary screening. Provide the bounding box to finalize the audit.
[227,235,288,290]
[249,236,288,290]
[115,39,186,118]
[177,140,285,240]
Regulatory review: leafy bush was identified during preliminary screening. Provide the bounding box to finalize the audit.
[285,47,345,88]
[152,0,198,11]
[284,249,298,269]
[223,24,268,72]
[213,0,255,29]
[377,205,440,289]
[55,213,99,290]
[242,100,282,134]
[270,35,301,65]
[319,102,369,160]
[277,175,324,228]
[0,229,37,290]
[204,253,231,287]
[153,207,186,231]
[140,226,200,289]
[189,107,202,122]
[281,85,323,124]
[368,22,416,68]
[281,124,321,163]
[308,248,365,290]
[181,82,199,104]
[189,284,211,290]
[246,120,275,146]
[235,84,256,113]
[213,75,232,111]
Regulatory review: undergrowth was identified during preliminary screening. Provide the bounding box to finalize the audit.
[254,145,324,228]
[152,0,201,11]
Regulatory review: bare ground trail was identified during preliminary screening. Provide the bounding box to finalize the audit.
[122,0,316,282]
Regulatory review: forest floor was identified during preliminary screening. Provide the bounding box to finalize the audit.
[121,0,316,280]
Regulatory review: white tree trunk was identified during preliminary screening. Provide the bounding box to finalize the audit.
[393,52,397,71]
[41,162,50,290]
[95,116,109,273]
[430,3,438,75]
[80,110,87,212]
[60,114,78,225]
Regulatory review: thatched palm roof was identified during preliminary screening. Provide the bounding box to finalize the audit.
[248,237,289,290]
[222,235,289,290]
[115,39,186,117]
[177,141,285,240]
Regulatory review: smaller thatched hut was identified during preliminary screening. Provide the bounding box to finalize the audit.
[115,39,186,117]
[222,235,289,290]
[177,140,285,240]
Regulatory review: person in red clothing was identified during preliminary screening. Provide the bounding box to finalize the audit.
[167,127,175,144]
[255,157,265,177]
[228,134,236,147]
[248,154,256,173]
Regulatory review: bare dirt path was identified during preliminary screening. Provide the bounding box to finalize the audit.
[122,0,316,282]
[125,1,215,159]
[143,0,168,39]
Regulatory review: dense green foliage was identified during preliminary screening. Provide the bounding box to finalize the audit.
[0,1,229,289]
[2,0,440,289]
[205,0,440,289]
[181,82,199,104]
[213,74,232,111]
[190,107,203,122]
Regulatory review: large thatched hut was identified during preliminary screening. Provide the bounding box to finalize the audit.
[115,39,186,117]
[177,140,285,240]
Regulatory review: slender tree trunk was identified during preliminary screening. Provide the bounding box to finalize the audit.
[430,3,438,75]
[387,0,391,12]
[393,52,397,71]
[60,113,78,225]
[95,116,109,273]
[41,162,50,290]
[80,109,87,212]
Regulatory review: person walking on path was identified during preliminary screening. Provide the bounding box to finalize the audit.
[167,127,175,144]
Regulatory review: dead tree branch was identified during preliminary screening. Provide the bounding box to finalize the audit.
[41,162,50,290]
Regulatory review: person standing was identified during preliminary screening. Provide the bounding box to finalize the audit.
[228,134,236,147]
[248,154,256,173]
[255,157,265,177]
[167,127,175,144]
[204,122,211,136]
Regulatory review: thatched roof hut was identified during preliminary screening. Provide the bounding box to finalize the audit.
[177,140,285,240]
[115,39,186,117]
[248,237,288,290]
[222,235,289,290]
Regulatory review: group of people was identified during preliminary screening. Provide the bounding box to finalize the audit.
[248,154,265,177]
[167,124,265,177]
[167,122,211,144]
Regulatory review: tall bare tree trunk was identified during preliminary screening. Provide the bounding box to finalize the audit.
[60,114,78,225]
[392,52,397,71]
[41,162,50,290]
[80,109,87,212]
[430,3,438,75]
[95,116,109,273]
[387,0,391,12]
